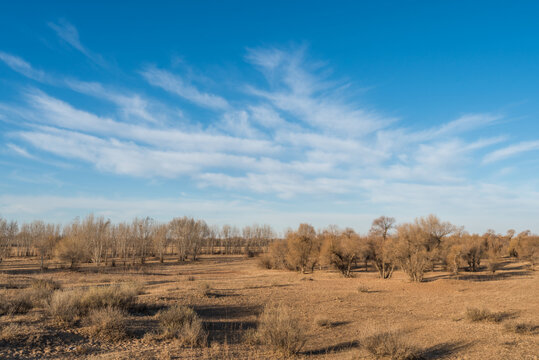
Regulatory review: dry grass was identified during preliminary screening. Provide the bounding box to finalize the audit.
[503,322,539,335]
[255,303,307,356]
[83,306,128,342]
[314,315,331,327]
[0,292,34,316]
[465,307,505,323]
[0,323,28,343]
[156,304,207,346]
[47,282,141,325]
[362,331,420,360]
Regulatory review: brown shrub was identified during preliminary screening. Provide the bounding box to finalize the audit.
[0,292,33,316]
[83,306,128,342]
[157,304,207,346]
[363,331,420,360]
[255,303,307,356]
[503,322,539,335]
[47,282,141,325]
[465,308,504,323]
[314,315,331,327]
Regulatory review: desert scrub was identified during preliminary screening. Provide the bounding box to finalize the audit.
[503,322,539,335]
[157,304,207,346]
[0,291,34,316]
[363,331,420,360]
[255,303,307,356]
[0,323,28,343]
[198,282,213,297]
[83,306,128,342]
[47,282,141,325]
[465,308,505,323]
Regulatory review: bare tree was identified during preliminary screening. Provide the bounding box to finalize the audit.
[286,223,320,273]
[321,227,362,277]
[152,223,169,263]
[133,217,154,264]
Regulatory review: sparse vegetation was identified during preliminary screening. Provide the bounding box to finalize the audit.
[255,303,307,356]
[503,322,539,335]
[156,304,207,346]
[465,308,505,323]
[363,331,420,360]
[84,306,128,341]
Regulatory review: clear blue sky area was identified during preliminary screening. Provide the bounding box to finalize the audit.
[1,1,538,233]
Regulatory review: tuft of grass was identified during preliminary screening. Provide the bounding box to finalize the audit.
[83,306,128,342]
[255,303,307,356]
[358,284,370,293]
[199,282,213,297]
[363,331,420,360]
[503,322,539,335]
[187,276,196,282]
[30,278,61,291]
[156,304,207,347]
[314,315,331,327]
[465,308,505,323]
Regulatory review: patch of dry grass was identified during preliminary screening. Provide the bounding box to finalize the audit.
[503,322,539,335]
[465,308,505,323]
[362,331,420,360]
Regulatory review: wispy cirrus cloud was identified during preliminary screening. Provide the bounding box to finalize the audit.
[0,52,50,82]
[141,66,229,110]
[483,140,539,163]
[0,43,529,204]
[48,20,108,67]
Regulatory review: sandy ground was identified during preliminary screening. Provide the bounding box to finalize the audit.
[0,256,537,359]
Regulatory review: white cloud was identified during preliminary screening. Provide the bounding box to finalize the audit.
[6,143,34,159]
[141,66,229,110]
[0,52,49,82]
[48,20,107,67]
[483,140,539,163]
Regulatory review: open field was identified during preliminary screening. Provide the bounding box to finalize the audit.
[0,256,537,359]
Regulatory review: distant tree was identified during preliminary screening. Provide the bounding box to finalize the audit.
[152,223,169,263]
[321,227,362,277]
[133,217,154,264]
[286,223,320,273]
[369,217,396,279]
[55,220,89,268]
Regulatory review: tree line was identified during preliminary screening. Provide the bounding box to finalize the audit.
[0,214,537,280]
[261,215,539,281]
[0,215,274,270]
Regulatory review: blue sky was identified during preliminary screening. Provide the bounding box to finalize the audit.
[1,1,538,233]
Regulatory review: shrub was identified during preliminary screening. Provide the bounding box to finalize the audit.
[47,289,84,325]
[157,304,207,346]
[80,282,140,310]
[84,306,128,342]
[358,285,370,293]
[465,308,504,323]
[30,278,61,292]
[0,292,33,316]
[47,283,141,325]
[503,322,539,335]
[255,303,307,356]
[363,331,419,360]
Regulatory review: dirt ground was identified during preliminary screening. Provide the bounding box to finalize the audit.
[0,256,537,359]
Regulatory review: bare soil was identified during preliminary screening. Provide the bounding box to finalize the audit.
[0,256,537,359]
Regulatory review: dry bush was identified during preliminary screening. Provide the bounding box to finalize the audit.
[503,322,539,335]
[255,303,307,356]
[465,308,504,323]
[363,331,420,360]
[83,306,128,342]
[47,282,141,325]
[0,291,33,316]
[80,282,141,310]
[47,289,84,325]
[156,304,207,346]
[187,276,196,281]
[31,278,61,291]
